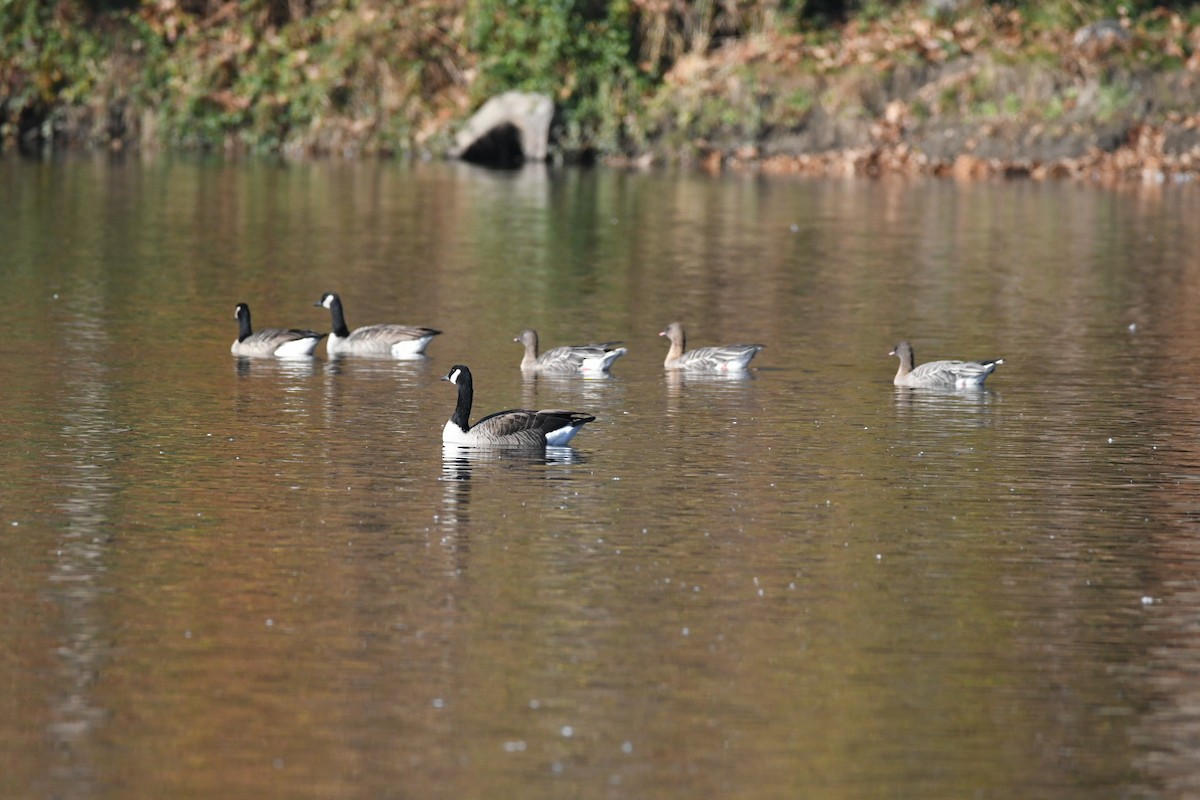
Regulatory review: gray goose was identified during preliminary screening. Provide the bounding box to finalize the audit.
[231,303,325,358]
[441,365,596,447]
[659,322,764,371]
[315,292,441,357]
[514,329,627,375]
[889,341,1004,389]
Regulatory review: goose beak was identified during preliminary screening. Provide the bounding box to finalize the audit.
[313,300,323,307]
[441,374,451,381]
[658,330,666,337]
[888,348,896,357]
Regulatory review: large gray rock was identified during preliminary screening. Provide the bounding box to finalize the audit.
[450,92,554,165]
[1072,19,1131,55]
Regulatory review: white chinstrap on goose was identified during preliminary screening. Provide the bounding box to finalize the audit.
[315,292,441,358]
[441,364,596,448]
[514,329,627,375]
[889,340,1004,389]
[231,303,326,358]
[659,322,764,371]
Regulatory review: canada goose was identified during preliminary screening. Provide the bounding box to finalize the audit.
[514,329,627,375]
[889,341,1004,389]
[659,322,764,371]
[231,303,325,358]
[441,364,596,447]
[315,292,441,357]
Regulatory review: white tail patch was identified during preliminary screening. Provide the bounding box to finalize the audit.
[545,423,584,446]
[391,335,436,357]
[273,337,321,358]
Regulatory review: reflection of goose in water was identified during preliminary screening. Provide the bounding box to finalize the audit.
[321,353,435,380]
[441,442,584,471]
[439,446,476,527]
[892,385,998,406]
[231,303,325,358]
[233,355,321,420]
[889,340,1003,389]
[891,382,999,429]
[665,365,756,395]
[441,365,595,448]
[315,292,440,358]
[439,444,585,528]
[514,329,627,375]
[664,366,758,417]
[660,322,764,371]
[234,355,320,380]
[520,370,623,412]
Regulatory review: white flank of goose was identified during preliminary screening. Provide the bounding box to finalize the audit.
[889,340,1004,389]
[514,329,627,375]
[315,292,441,357]
[231,303,326,358]
[659,322,764,371]
[441,364,596,448]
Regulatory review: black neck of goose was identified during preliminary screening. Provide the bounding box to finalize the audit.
[237,310,253,342]
[452,372,474,431]
[328,298,351,337]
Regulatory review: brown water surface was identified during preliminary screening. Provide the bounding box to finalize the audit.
[2,156,1199,799]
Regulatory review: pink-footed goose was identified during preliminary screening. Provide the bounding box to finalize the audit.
[659,322,764,371]
[889,340,1004,389]
[514,329,627,375]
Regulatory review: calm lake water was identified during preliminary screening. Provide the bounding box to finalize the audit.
[2,154,1200,799]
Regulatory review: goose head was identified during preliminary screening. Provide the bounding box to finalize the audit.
[889,341,915,372]
[443,365,471,385]
[659,322,685,347]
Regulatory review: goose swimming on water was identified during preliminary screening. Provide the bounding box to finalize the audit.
[231,303,326,358]
[514,329,627,375]
[441,364,596,448]
[315,292,441,357]
[889,340,1004,389]
[659,322,764,371]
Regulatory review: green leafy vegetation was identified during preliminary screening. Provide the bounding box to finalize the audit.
[468,0,644,153]
[2,0,1200,176]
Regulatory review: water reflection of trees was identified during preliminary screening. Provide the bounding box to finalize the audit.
[47,311,114,797]
[1129,256,1200,794]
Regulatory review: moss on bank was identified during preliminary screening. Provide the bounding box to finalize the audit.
[3,0,1200,179]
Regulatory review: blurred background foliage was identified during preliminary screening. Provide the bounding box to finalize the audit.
[2,0,1199,156]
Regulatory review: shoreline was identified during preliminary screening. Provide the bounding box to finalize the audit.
[635,121,1200,183]
[6,3,1200,183]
